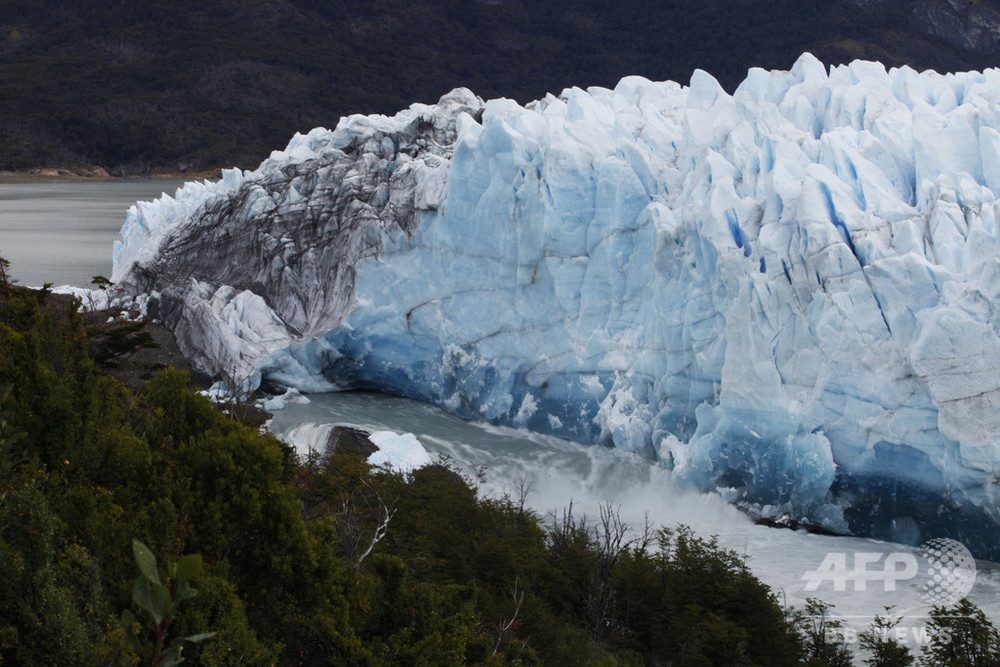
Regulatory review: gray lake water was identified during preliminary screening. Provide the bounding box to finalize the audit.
[0,179,190,287]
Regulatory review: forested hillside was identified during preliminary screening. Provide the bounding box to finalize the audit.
[2,0,1000,174]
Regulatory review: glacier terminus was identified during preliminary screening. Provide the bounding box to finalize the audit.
[114,54,1000,557]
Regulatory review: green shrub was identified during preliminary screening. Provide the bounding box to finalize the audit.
[920,599,1000,666]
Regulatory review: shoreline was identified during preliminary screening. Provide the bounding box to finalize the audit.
[0,167,224,184]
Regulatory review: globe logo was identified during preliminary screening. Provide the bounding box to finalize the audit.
[919,538,977,607]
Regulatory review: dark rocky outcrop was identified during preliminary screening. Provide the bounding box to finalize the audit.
[324,426,379,458]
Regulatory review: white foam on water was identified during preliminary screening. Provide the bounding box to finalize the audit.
[267,390,1000,649]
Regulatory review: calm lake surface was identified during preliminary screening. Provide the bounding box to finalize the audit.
[0,178,190,287]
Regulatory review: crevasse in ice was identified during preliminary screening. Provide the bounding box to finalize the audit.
[114,54,1000,556]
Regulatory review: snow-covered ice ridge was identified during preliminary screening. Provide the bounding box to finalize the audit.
[115,53,1000,557]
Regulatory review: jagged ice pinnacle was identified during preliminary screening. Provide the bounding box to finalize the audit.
[113,53,1000,556]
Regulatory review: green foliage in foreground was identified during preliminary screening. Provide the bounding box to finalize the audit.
[1,281,998,665]
[124,538,216,666]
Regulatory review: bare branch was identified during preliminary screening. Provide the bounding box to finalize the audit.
[596,501,630,574]
[514,474,534,512]
[354,479,396,568]
[492,576,526,656]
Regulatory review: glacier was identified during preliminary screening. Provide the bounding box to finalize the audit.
[114,53,1000,557]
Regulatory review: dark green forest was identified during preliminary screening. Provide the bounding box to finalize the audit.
[3,0,1000,173]
[2,268,1000,663]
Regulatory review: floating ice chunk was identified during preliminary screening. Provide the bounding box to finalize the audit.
[367,432,433,471]
[260,388,310,412]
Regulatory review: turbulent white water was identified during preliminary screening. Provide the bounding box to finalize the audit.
[267,390,1000,654]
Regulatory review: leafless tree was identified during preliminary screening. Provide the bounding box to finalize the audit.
[511,473,535,514]
[549,501,656,641]
[354,478,396,568]
[492,576,526,657]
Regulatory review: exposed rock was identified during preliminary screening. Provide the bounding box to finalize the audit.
[325,426,379,457]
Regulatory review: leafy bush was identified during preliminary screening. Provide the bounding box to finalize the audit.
[123,539,215,665]
[920,599,1000,667]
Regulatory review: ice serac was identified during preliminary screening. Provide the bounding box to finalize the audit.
[115,54,1000,557]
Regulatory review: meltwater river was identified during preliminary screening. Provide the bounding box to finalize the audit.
[2,178,998,656]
